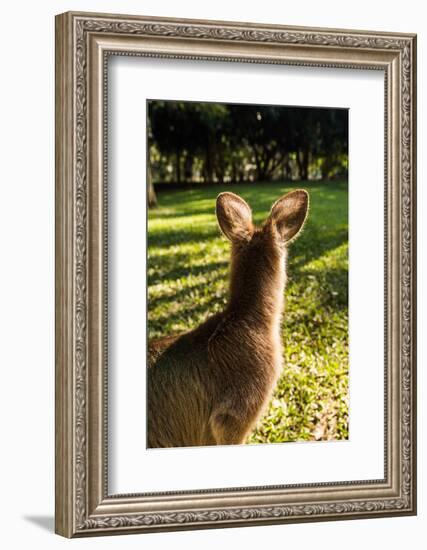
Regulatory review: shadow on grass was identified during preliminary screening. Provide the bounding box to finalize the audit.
[148,224,347,282]
[150,181,348,273]
[285,266,348,329]
[148,292,226,336]
[148,256,227,287]
[153,181,348,216]
[149,268,227,309]
[148,229,219,248]
[148,181,348,338]
[148,264,348,341]
[289,227,348,274]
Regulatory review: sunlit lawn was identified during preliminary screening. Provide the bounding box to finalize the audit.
[148,181,349,443]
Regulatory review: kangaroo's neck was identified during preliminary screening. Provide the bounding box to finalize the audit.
[226,247,287,329]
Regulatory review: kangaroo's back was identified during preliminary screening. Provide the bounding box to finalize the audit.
[147,190,309,448]
[147,314,223,448]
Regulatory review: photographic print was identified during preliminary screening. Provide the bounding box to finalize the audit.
[147,100,349,448]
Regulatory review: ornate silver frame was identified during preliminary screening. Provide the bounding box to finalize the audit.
[55,11,417,537]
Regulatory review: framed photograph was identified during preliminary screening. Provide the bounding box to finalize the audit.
[55,11,417,537]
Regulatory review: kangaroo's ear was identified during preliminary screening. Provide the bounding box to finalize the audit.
[268,189,309,243]
[216,192,253,243]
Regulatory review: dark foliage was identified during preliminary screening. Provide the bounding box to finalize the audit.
[148,100,348,186]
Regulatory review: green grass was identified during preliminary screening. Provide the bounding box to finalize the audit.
[148,181,349,443]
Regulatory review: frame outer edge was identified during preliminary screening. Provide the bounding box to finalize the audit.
[409,34,417,514]
[62,10,416,40]
[55,12,75,538]
[54,10,417,537]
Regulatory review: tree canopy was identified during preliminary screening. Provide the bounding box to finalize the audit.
[148,100,348,185]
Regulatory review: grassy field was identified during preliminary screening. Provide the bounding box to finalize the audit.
[148,181,349,443]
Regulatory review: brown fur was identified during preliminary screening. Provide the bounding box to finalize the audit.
[147,189,309,448]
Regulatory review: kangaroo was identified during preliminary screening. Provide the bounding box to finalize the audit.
[147,189,309,448]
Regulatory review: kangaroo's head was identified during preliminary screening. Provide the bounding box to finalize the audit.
[216,190,309,313]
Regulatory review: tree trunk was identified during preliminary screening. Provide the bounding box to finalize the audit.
[297,149,309,181]
[283,155,292,181]
[204,144,214,183]
[215,150,225,184]
[303,149,309,181]
[183,153,194,182]
[176,148,181,184]
[148,178,157,209]
[231,159,237,183]
[147,146,157,208]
